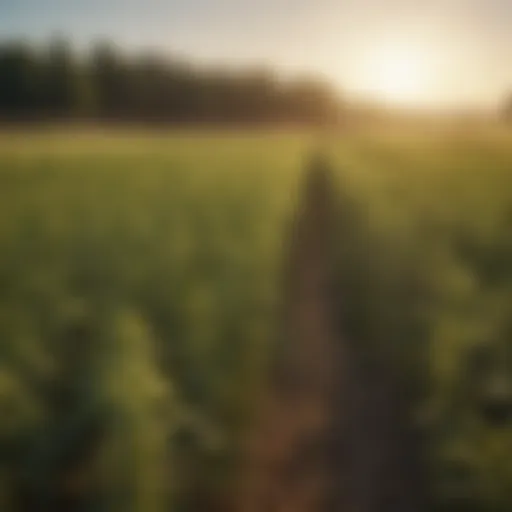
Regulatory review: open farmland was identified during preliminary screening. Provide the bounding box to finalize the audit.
[329,130,512,511]
[0,130,306,511]
[1,128,512,511]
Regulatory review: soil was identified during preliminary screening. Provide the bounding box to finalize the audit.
[238,153,429,512]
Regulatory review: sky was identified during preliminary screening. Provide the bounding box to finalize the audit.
[1,0,511,108]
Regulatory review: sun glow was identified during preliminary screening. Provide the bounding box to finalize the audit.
[363,43,433,105]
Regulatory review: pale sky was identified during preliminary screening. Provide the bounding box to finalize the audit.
[1,0,511,107]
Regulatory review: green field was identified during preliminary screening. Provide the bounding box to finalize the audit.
[329,131,512,511]
[1,129,512,511]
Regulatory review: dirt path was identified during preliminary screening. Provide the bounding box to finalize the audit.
[239,154,428,512]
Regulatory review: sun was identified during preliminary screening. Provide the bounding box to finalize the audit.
[366,44,431,105]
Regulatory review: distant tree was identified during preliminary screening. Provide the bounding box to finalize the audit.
[284,76,342,125]
[90,41,127,117]
[0,38,346,125]
[0,43,39,115]
[502,92,512,123]
[42,37,80,115]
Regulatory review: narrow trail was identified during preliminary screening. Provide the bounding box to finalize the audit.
[239,154,428,512]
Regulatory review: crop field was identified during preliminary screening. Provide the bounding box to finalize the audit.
[1,128,512,511]
[329,131,512,511]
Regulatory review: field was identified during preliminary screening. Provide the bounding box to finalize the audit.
[1,128,512,511]
[329,130,512,511]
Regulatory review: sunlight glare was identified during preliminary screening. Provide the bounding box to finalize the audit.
[366,43,431,104]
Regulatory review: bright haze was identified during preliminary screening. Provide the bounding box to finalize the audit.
[2,0,511,109]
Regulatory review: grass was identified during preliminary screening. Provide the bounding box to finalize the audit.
[1,127,512,510]
[0,130,306,510]
[329,129,512,509]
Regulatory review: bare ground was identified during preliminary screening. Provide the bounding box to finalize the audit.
[238,154,429,512]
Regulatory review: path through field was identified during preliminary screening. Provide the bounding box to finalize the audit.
[239,154,429,512]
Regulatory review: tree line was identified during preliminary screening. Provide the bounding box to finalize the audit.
[0,38,343,124]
